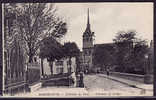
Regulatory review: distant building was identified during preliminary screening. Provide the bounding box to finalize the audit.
[41,57,76,76]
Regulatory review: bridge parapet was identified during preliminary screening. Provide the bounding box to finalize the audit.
[102,71,153,84]
[109,72,145,83]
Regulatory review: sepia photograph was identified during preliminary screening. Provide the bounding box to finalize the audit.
[2,2,154,97]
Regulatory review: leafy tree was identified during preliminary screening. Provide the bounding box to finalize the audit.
[131,40,149,74]
[4,3,67,63]
[113,31,136,43]
[63,42,80,73]
[113,31,136,72]
[113,30,149,74]
[39,37,64,75]
[93,44,116,71]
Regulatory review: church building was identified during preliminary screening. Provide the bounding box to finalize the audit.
[82,9,116,73]
[81,9,153,78]
[82,9,95,72]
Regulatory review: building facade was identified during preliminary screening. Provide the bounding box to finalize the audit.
[41,57,77,76]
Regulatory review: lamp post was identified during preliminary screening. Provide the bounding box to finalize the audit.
[144,54,153,84]
[144,54,148,74]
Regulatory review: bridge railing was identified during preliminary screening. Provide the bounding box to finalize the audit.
[111,72,144,83]
[101,71,145,83]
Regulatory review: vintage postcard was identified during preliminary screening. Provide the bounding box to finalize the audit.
[2,2,154,97]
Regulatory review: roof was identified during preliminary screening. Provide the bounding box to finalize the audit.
[94,43,116,49]
[83,8,93,36]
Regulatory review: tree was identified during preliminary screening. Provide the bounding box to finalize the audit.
[113,30,149,74]
[63,42,80,73]
[113,30,136,72]
[113,30,136,43]
[39,37,64,75]
[131,40,149,74]
[93,44,116,71]
[4,3,67,63]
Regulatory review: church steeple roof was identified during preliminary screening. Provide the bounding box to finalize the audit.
[87,8,90,29]
[84,8,92,35]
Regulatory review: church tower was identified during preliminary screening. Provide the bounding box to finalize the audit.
[82,8,94,72]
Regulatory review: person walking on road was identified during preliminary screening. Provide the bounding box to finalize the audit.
[71,72,77,87]
[106,68,110,76]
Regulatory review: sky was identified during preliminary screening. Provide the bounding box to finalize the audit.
[55,3,153,51]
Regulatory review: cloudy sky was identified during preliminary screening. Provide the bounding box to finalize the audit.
[55,3,153,50]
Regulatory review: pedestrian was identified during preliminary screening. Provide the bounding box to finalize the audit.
[85,69,88,74]
[71,72,77,87]
[106,68,109,76]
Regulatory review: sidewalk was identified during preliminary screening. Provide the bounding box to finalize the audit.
[98,74,153,91]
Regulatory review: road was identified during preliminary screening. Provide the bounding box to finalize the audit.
[83,74,152,96]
